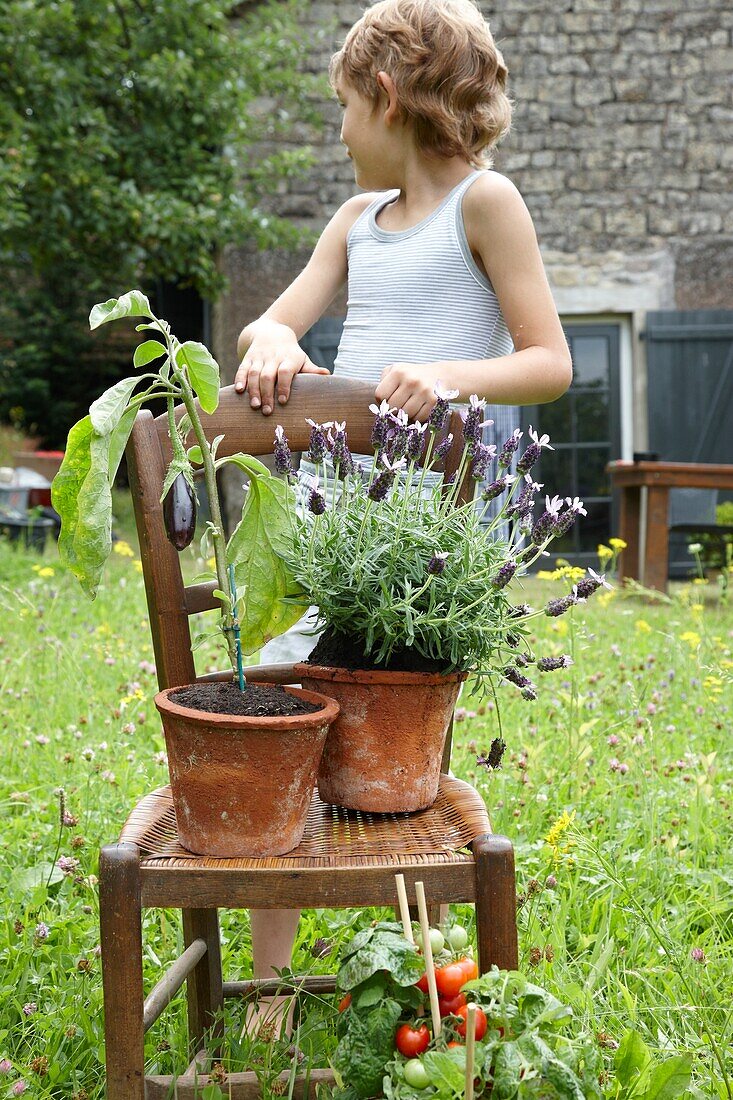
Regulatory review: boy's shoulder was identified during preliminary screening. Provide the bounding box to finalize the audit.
[463,170,522,214]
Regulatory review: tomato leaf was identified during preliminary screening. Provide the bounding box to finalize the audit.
[332,998,402,1099]
[337,925,424,991]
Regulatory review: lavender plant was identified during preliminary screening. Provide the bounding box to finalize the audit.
[274,386,610,700]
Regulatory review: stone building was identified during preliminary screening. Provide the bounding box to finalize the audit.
[213,0,733,565]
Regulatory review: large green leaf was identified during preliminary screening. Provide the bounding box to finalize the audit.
[108,404,138,482]
[177,340,220,414]
[89,290,153,330]
[52,419,113,599]
[226,456,307,653]
[89,375,139,435]
[642,1055,693,1100]
[615,1030,651,1086]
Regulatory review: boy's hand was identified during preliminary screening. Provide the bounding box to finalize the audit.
[375,362,446,424]
[235,322,330,415]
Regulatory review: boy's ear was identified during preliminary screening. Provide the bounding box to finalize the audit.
[376,70,400,124]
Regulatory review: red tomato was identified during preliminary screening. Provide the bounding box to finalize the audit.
[456,1004,488,1041]
[435,962,467,998]
[438,991,467,1018]
[447,1040,463,1048]
[337,993,351,1012]
[457,956,479,984]
[415,973,429,994]
[395,1023,430,1058]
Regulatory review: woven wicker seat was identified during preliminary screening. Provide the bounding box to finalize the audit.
[99,379,518,1099]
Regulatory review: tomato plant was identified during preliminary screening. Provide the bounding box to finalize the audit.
[415,973,429,994]
[446,924,469,951]
[434,962,467,998]
[456,1003,488,1041]
[438,990,467,1017]
[395,1022,430,1058]
[403,1059,431,1089]
[457,955,479,983]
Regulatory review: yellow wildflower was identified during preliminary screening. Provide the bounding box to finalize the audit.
[132,560,143,573]
[635,619,651,633]
[551,620,569,636]
[38,566,55,578]
[537,570,557,581]
[544,810,577,865]
[597,544,613,563]
[113,540,135,558]
[679,631,701,648]
[609,538,627,551]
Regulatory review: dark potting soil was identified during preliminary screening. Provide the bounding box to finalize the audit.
[306,627,450,674]
[170,681,320,718]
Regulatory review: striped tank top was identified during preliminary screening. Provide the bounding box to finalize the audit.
[334,167,518,455]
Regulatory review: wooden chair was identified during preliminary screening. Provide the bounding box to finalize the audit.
[99,375,518,1098]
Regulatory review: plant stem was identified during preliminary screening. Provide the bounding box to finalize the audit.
[172,360,237,675]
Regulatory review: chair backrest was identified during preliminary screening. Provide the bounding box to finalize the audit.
[126,375,468,692]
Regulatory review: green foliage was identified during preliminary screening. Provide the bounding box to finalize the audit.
[0,0,326,444]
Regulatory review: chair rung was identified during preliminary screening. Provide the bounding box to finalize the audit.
[223,974,338,999]
[143,937,208,1032]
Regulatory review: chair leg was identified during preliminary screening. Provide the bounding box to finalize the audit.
[473,834,518,973]
[182,908,224,1051]
[99,842,146,1100]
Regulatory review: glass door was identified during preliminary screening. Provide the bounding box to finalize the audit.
[522,324,622,566]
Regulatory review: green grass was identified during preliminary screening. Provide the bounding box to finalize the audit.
[0,503,731,1098]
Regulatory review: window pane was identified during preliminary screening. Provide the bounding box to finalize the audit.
[571,335,609,387]
[536,447,574,496]
[577,447,611,498]
[537,395,572,441]
[576,391,609,443]
[577,501,611,552]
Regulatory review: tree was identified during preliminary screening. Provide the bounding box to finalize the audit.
[0,0,325,446]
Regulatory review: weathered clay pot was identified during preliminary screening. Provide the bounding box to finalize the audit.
[154,684,339,857]
[293,664,467,813]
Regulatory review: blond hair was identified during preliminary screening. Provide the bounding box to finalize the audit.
[329,0,512,168]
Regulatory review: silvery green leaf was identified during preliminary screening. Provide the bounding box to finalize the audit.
[52,420,113,599]
[133,340,167,368]
[90,376,140,436]
[176,341,220,414]
[89,290,153,330]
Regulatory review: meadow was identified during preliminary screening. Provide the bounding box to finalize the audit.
[0,499,731,1098]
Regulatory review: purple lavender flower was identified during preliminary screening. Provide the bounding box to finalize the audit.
[516,426,553,475]
[434,432,454,460]
[553,496,588,538]
[514,652,534,667]
[509,603,532,618]
[305,418,329,463]
[503,666,538,700]
[491,559,517,589]
[477,738,506,770]
[427,552,449,575]
[498,428,522,469]
[367,456,406,502]
[462,394,492,451]
[481,473,514,502]
[273,426,293,475]
[574,568,612,600]
[305,477,326,515]
[406,422,429,462]
[470,442,497,480]
[506,476,539,520]
[368,399,393,452]
[532,495,564,545]
[536,655,574,672]
[428,382,459,434]
[545,590,580,617]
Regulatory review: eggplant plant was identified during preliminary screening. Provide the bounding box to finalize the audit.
[51,290,307,681]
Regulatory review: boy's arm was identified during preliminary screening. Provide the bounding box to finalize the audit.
[375,175,573,423]
[235,193,377,411]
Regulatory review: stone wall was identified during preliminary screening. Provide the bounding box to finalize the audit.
[213,0,733,378]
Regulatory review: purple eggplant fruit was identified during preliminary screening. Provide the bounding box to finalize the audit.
[163,473,196,550]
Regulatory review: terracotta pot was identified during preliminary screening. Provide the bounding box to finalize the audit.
[293,664,467,813]
[154,684,339,857]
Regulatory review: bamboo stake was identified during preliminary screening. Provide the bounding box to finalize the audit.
[394,874,413,943]
[464,1003,477,1100]
[414,880,441,1038]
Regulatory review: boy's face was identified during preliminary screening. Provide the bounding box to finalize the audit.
[336,74,405,190]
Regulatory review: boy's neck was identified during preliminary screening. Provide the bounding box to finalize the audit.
[384,156,479,216]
